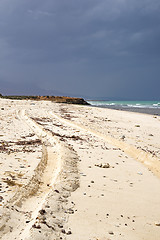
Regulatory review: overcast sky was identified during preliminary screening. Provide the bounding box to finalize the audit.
[0,0,160,99]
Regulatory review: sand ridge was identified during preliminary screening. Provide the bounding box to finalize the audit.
[49,109,160,179]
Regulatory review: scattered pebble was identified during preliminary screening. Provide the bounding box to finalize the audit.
[155,222,160,226]
[67,230,72,235]
[95,163,110,168]
[0,196,3,202]
[121,135,125,140]
[39,209,46,215]
[54,189,60,193]
[32,224,41,229]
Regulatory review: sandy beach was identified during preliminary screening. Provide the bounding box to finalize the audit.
[0,98,160,240]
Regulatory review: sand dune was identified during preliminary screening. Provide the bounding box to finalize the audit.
[0,99,160,239]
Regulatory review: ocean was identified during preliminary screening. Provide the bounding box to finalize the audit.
[87,101,160,116]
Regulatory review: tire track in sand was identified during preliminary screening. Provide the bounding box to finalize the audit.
[0,109,79,240]
[49,110,160,179]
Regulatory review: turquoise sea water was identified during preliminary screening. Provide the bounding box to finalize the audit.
[87,101,160,109]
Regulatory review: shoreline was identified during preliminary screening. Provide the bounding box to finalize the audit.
[89,104,160,116]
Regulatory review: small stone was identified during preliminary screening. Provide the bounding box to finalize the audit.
[39,209,46,215]
[67,208,74,214]
[0,196,3,202]
[58,225,63,228]
[103,163,110,168]
[155,222,160,226]
[54,189,59,193]
[95,163,110,168]
[32,224,41,229]
[121,135,125,140]
[45,205,50,208]
[67,230,72,235]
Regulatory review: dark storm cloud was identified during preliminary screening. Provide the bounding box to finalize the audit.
[0,0,160,99]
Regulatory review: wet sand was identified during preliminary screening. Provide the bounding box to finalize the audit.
[93,105,160,116]
[0,99,160,240]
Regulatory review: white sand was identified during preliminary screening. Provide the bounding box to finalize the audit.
[0,99,160,240]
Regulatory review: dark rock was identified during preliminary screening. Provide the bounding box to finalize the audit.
[32,224,41,229]
[121,135,125,140]
[95,163,110,168]
[155,222,160,226]
[67,230,72,235]
[54,189,60,193]
[61,229,66,234]
[0,196,3,202]
[58,225,63,228]
[39,209,46,215]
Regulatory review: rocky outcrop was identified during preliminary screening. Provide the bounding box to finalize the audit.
[41,96,89,105]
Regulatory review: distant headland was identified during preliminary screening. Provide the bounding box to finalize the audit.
[0,94,89,105]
